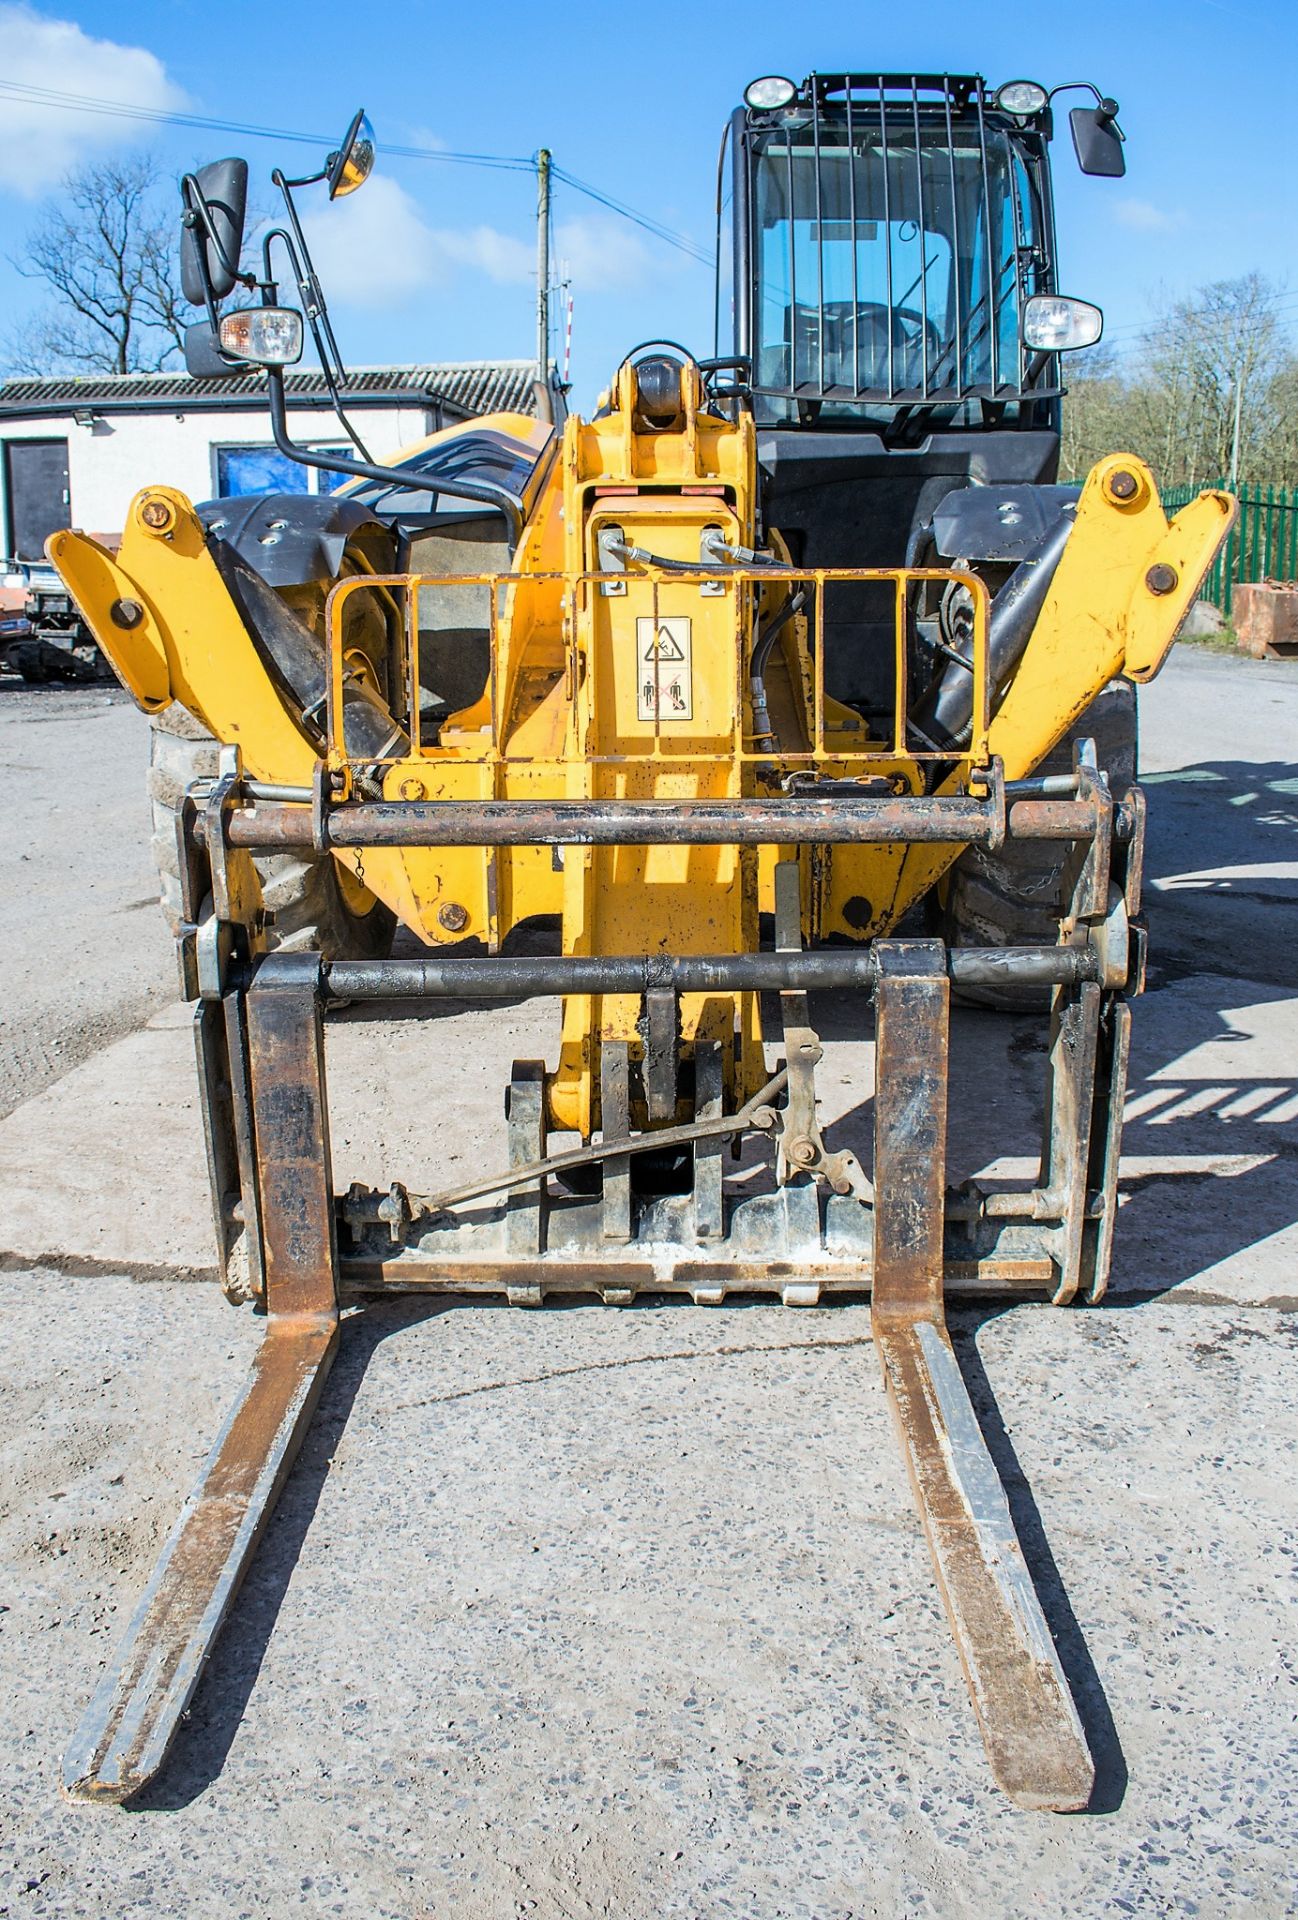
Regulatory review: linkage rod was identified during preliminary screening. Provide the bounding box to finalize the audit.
[323,946,1098,1004]
[405,1069,791,1218]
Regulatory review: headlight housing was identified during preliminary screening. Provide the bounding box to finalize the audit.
[1022,294,1103,352]
[745,75,797,111]
[994,79,1048,117]
[218,307,305,366]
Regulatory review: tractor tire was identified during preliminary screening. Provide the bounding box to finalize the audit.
[939,680,1138,1012]
[147,705,397,959]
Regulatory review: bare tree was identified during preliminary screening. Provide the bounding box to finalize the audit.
[1058,342,1129,480]
[1058,274,1298,490]
[5,154,186,377]
[1139,274,1289,488]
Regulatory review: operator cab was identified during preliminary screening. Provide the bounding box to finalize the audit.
[720,72,1120,719]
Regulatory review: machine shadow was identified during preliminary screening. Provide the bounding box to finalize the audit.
[804,751,1298,1301]
[1138,754,1298,997]
[812,974,1297,1299]
[126,1294,461,1812]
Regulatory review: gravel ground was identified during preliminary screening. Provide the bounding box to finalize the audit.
[0,646,1295,1919]
[0,682,172,1120]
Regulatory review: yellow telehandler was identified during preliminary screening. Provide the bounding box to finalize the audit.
[50,77,1232,1811]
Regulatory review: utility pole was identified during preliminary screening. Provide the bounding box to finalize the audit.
[1229,370,1243,492]
[536,148,552,418]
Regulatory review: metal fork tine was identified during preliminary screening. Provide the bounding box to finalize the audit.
[63,1317,337,1802]
[871,940,1094,1812]
[65,952,342,1803]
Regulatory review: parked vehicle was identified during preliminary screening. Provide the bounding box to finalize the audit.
[0,556,112,682]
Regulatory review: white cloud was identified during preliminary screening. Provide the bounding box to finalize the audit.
[1113,198,1186,234]
[395,124,449,154]
[304,181,536,306]
[301,174,445,305]
[0,4,185,197]
[555,215,653,291]
[434,223,533,284]
[301,188,665,313]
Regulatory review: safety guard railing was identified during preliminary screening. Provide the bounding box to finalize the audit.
[323,563,992,780]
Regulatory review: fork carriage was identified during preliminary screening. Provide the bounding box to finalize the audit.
[66,729,1138,1813]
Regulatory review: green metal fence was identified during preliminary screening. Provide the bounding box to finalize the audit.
[1160,481,1298,616]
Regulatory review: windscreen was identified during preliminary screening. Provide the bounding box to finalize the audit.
[751,109,1041,421]
[344,424,553,518]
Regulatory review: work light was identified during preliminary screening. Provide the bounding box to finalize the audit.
[744,76,797,110]
[995,80,1049,117]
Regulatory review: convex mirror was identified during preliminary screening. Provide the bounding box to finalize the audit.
[327,110,375,199]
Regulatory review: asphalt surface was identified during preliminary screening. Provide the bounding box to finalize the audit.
[0,646,1295,1919]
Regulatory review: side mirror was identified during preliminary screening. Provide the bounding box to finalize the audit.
[180,157,249,304]
[1070,103,1125,178]
[326,110,375,200]
[184,321,236,378]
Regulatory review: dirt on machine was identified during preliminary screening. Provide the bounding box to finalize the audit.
[49,75,1233,1812]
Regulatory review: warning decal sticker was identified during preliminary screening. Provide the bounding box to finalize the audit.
[635,615,693,722]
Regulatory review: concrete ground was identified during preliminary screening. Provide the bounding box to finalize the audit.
[0,647,1295,1919]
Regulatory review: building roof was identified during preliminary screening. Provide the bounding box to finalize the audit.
[0,361,539,421]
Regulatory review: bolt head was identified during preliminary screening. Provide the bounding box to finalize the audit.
[1145,562,1179,596]
[109,598,143,629]
[139,498,173,531]
[399,776,425,800]
[1108,469,1139,501]
[787,1135,817,1167]
[438,900,469,933]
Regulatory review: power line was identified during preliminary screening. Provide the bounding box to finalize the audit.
[0,78,534,172]
[551,165,713,268]
[1101,287,1298,345]
[0,79,712,265]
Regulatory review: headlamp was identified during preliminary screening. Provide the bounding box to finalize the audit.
[218,307,305,366]
[1022,295,1103,352]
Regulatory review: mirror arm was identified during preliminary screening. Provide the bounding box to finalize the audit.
[262,215,376,466]
[271,170,350,391]
[262,369,525,543]
[1047,81,1124,137]
[180,174,254,297]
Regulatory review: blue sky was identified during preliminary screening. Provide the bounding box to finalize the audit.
[0,0,1295,403]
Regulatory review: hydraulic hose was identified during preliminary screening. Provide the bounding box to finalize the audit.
[749,587,808,743]
[910,507,1075,750]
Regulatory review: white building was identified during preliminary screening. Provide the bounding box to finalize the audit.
[0,361,538,559]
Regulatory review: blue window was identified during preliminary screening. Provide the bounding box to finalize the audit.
[214,445,349,498]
